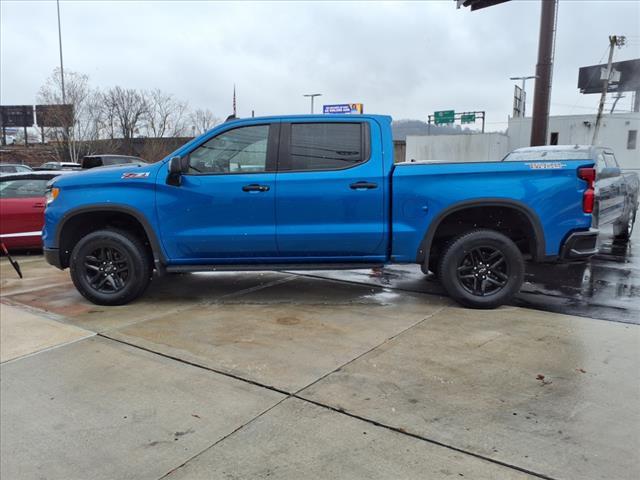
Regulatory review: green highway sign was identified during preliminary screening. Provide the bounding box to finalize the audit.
[434,110,455,125]
[461,113,476,124]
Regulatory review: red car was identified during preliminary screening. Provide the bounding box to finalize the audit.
[0,172,69,250]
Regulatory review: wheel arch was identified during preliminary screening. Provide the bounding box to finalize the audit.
[55,204,165,270]
[416,198,546,270]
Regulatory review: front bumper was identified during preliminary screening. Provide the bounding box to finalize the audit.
[44,247,63,269]
[560,229,599,260]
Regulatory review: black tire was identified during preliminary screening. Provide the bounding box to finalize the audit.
[437,229,524,309]
[69,229,151,306]
[613,209,636,241]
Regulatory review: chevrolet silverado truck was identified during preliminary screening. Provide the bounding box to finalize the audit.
[43,114,599,308]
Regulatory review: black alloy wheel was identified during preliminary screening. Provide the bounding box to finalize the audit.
[437,229,524,309]
[82,246,130,293]
[456,246,509,297]
[70,229,151,305]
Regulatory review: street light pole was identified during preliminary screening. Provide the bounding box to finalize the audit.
[303,93,322,114]
[56,0,66,104]
[509,75,537,117]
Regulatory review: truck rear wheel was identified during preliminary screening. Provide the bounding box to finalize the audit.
[437,229,524,309]
[69,229,151,306]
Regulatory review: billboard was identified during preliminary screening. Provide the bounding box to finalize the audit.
[0,105,34,128]
[323,103,363,114]
[578,58,640,94]
[36,104,74,127]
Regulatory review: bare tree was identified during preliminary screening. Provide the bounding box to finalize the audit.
[37,68,103,162]
[189,109,219,136]
[102,86,148,142]
[144,89,189,138]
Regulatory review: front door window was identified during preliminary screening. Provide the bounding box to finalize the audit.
[188,125,269,175]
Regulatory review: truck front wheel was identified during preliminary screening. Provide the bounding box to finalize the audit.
[437,229,524,309]
[69,229,151,306]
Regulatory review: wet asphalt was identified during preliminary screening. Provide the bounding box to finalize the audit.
[293,224,640,325]
[4,224,638,325]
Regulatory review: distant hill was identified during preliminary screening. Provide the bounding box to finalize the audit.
[392,119,469,141]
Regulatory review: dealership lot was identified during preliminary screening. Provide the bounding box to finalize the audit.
[1,247,639,480]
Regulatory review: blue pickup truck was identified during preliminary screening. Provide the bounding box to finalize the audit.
[43,114,599,308]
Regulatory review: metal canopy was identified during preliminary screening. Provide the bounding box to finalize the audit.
[457,0,510,11]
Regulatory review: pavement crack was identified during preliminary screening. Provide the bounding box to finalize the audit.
[293,395,558,480]
[210,275,297,305]
[157,394,291,480]
[293,304,449,396]
[97,333,290,396]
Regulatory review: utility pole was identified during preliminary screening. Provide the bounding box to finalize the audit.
[509,75,536,117]
[303,93,322,114]
[530,0,558,146]
[592,35,626,145]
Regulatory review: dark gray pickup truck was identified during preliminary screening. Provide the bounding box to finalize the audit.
[505,146,639,241]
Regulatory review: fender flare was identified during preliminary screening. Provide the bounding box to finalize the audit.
[416,198,546,266]
[56,204,166,270]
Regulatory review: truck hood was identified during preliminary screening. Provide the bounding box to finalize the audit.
[51,162,161,188]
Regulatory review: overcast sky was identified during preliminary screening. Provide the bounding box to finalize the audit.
[1,0,639,131]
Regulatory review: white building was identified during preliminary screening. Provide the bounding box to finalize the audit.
[508,113,639,170]
[405,112,640,170]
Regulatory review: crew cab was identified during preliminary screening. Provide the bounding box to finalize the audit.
[504,146,639,241]
[43,115,599,308]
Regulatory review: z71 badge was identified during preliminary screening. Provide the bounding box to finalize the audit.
[525,162,567,170]
[121,172,150,179]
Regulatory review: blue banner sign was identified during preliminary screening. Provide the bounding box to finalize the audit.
[323,103,363,114]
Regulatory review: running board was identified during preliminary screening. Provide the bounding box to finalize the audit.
[165,263,384,273]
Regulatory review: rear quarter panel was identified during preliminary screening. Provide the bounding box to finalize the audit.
[391,160,595,262]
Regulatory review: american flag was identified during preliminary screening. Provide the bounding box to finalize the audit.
[233,84,236,116]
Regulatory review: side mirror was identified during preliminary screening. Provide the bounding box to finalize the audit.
[167,156,188,186]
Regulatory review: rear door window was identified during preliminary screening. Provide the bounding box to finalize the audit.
[284,123,366,171]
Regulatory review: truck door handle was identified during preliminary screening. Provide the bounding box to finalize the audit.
[242,184,270,192]
[350,181,378,190]
[33,202,45,208]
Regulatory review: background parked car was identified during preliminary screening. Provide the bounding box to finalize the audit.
[34,161,81,171]
[0,164,33,175]
[81,154,146,169]
[504,145,639,241]
[0,171,71,249]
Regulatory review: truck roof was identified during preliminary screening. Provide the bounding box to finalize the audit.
[222,114,393,125]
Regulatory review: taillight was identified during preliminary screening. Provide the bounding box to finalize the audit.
[578,167,596,214]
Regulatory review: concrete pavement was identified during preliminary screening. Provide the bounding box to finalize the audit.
[1,256,638,479]
[0,302,93,363]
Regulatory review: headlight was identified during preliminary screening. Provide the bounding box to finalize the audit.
[46,187,60,205]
